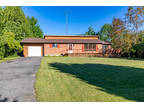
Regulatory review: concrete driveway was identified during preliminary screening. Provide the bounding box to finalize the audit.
[0,57,41,102]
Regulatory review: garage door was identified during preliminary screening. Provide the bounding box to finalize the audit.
[28,46,42,57]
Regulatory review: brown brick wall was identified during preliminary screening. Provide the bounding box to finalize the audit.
[44,44,68,56]
[44,43,103,56]
[23,43,105,57]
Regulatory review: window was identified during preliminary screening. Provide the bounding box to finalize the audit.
[69,44,73,50]
[52,43,58,48]
[84,44,96,51]
[103,45,108,51]
[103,45,108,53]
[103,45,108,49]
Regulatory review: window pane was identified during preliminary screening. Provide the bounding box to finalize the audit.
[89,44,93,50]
[84,44,88,51]
[84,43,96,51]
[93,44,96,51]
[52,43,57,48]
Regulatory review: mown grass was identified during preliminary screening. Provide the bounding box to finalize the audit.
[35,57,144,102]
[0,56,20,63]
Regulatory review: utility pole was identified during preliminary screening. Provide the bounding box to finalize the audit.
[65,13,68,35]
[64,10,71,35]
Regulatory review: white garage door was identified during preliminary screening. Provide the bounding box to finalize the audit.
[28,46,42,57]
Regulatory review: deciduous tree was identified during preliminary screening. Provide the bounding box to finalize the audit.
[111,18,125,49]
[3,32,22,57]
[0,6,43,59]
[2,6,32,41]
[125,6,144,44]
[98,24,112,41]
[0,36,5,59]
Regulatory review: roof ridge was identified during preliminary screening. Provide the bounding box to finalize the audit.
[21,38,111,45]
[44,35,98,37]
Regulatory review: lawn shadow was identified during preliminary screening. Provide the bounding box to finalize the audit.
[49,62,144,102]
[0,95,18,102]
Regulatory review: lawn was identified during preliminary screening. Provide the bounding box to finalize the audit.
[35,57,144,102]
[0,56,20,63]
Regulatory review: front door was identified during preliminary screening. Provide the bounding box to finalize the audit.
[68,44,73,53]
[103,45,107,54]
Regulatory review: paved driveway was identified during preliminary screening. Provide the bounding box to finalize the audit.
[0,57,41,102]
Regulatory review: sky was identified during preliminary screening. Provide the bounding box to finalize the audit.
[22,6,128,35]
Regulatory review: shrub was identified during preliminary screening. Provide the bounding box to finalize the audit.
[0,37,5,60]
[0,32,22,59]
[131,42,144,58]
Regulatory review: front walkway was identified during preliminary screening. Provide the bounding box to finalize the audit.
[0,57,41,102]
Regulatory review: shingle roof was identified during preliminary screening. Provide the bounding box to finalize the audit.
[21,38,111,44]
[21,38,45,43]
[44,35,99,37]
[102,41,112,45]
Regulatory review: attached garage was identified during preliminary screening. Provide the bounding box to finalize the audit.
[22,42,44,57]
[28,46,42,57]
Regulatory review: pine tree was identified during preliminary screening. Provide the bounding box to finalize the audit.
[85,26,96,35]
[27,16,43,38]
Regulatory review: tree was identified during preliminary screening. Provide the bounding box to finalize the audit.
[0,6,4,35]
[139,31,144,42]
[0,7,5,59]
[85,26,96,35]
[111,18,134,57]
[131,42,144,58]
[0,6,43,59]
[0,35,5,59]
[121,32,133,57]
[125,6,144,44]
[27,16,43,38]
[98,24,112,41]
[2,6,32,41]
[3,32,22,57]
[111,18,125,49]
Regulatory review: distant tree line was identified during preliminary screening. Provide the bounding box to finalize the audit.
[85,6,144,58]
[0,6,43,59]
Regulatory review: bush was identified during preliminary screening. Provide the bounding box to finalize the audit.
[131,42,144,58]
[3,32,22,57]
[0,32,22,59]
[0,47,5,60]
[0,36,5,60]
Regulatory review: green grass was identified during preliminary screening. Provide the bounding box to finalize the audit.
[35,57,144,102]
[0,56,20,63]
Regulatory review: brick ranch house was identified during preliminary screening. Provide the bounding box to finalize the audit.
[21,35,112,57]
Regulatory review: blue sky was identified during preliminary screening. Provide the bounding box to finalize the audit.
[22,6,128,35]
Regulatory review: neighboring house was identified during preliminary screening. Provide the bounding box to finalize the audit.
[21,35,112,57]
